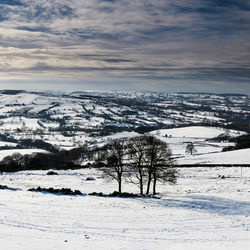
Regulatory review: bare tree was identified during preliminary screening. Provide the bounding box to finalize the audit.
[144,135,176,195]
[99,139,127,193]
[185,142,197,155]
[0,153,25,172]
[127,136,148,195]
[97,135,177,195]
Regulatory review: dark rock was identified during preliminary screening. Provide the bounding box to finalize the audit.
[88,192,104,197]
[0,185,18,191]
[85,177,96,181]
[28,187,84,196]
[47,171,59,175]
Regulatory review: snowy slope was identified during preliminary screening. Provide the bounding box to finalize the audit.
[150,126,245,138]
[0,91,249,249]
[177,148,250,165]
[93,131,140,147]
[0,167,250,250]
[148,126,243,159]
[0,93,38,106]
[0,91,249,142]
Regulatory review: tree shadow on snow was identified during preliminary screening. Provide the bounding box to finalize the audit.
[143,194,250,216]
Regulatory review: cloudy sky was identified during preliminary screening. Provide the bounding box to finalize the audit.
[0,0,250,93]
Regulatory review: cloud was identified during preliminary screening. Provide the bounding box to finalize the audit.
[0,0,249,93]
[0,0,24,6]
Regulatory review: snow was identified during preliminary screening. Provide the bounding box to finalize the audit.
[148,126,247,159]
[0,93,38,105]
[0,167,250,249]
[0,117,41,130]
[177,148,250,165]
[0,91,248,146]
[39,120,60,129]
[0,141,17,147]
[0,91,249,249]
[93,131,140,147]
[150,126,245,139]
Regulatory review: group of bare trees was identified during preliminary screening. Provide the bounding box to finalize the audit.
[98,135,177,195]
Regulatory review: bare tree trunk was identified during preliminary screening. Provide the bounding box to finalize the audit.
[153,178,157,195]
[118,178,122,193]
[146,160,153,195]
[153,168,157,195]
[138,168,143,195]
[140,177,143,195]
[146,172,151,195]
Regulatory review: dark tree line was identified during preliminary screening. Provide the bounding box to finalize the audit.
[223,134,250,152]
[98,135,177,195]
[0,145,91,172]
[0,135,177,195]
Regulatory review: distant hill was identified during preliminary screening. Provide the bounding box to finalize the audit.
[0,90,248,150]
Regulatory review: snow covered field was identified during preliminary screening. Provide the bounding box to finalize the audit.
[150,126,244,138]
[1,167,250,250]
[177,148,250,165]
[0,121,249,249]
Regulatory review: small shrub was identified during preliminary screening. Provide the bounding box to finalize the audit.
[28,187,84,196]
[47,171,59,175]
[0,185,18,191]
[85,176,96,181]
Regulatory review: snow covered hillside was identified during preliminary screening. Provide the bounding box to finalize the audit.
[177,148,250,165]
[149,126,249,163]
[0,124,248,165]
[0,90,249,150]
[0,90,249,249]
[150,126,244,138]
[0,167,250,250]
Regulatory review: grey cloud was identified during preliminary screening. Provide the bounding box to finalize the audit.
[0,0,249,93]
[0,0,24,6]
